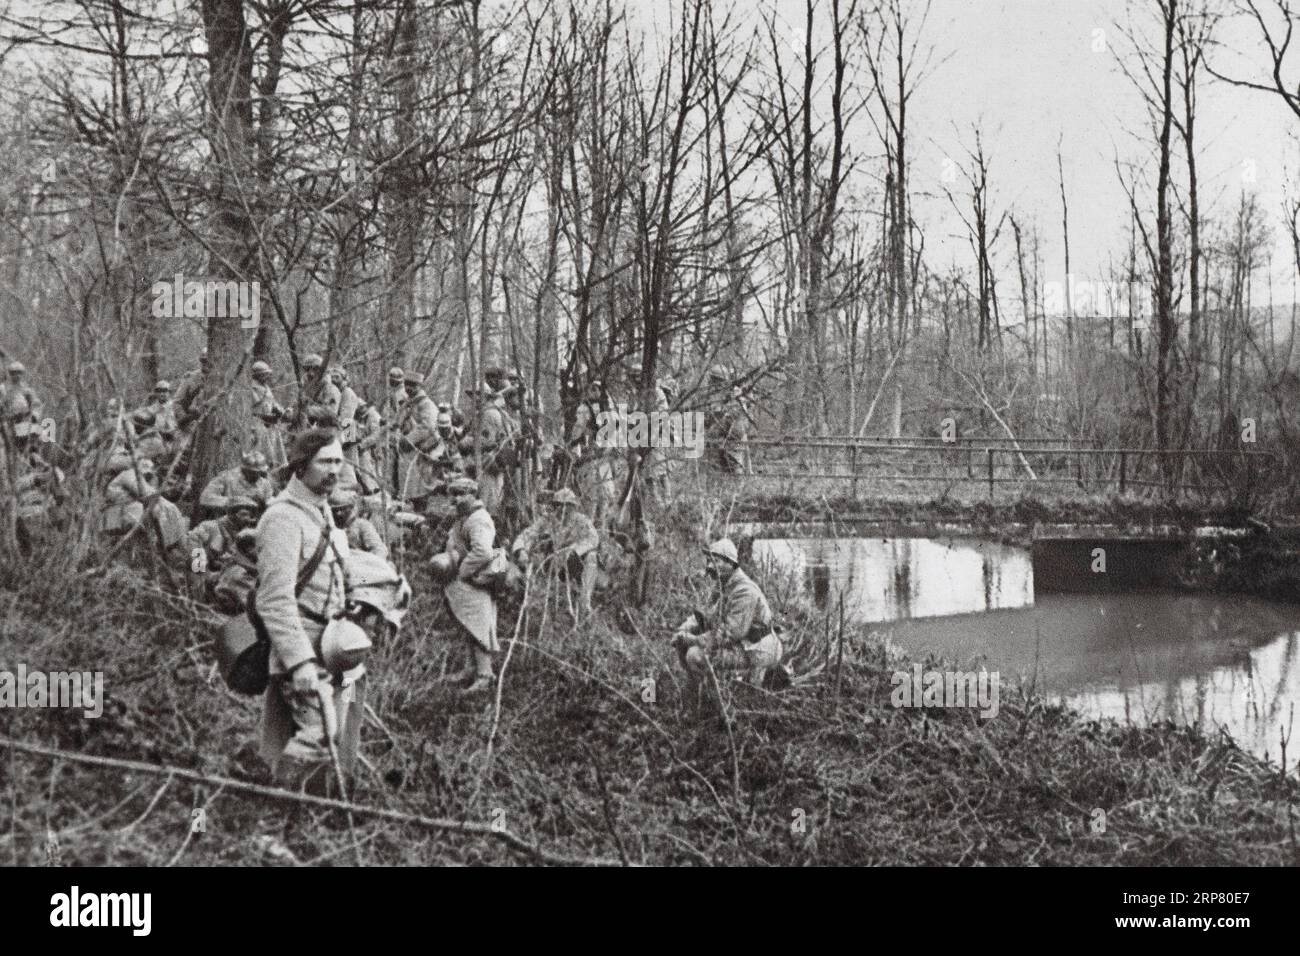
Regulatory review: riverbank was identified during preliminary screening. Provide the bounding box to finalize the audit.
[1,534,1297,866]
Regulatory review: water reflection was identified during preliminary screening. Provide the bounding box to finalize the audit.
[758,536,1300,769]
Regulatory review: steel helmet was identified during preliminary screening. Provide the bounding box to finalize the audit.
[154,380,171,393]
[708,365,729,381]
[346,551,413,631]
[301,353,324,369]
[446,475,478,496]
[240,450,269,472]
[251,360,271,377]
[703,537,739,565]
[387,366,405,383]
[552,488,579,507]
[429,552,457,585]
[320,617,373,674]
[7,360,24,374]
[436,409,453,428]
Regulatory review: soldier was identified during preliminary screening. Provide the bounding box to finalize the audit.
[707,366,754,475]
[432,475,500,694]
[377,367,406,492]
[672,538,784,696]
[406,406,463,513]
[212,529,259,615]
[87,397,138,477]
[173,350,208,430]
[255,428,352,790]
[329,488,388,560]
[185,496,261,601]
[331,366,361,463]
[461,379,516,517]
[3,360,44,452]
[301,353,340,426]
[132,381,179,463]
[199,450,274,519]
[186,495,261,574]
[101,457,189,557]
[398,372,439,507]
[511,488,600,615]
[250,360,288,468]
[351,400,386,494]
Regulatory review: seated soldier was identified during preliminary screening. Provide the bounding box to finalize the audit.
[672,537,784,695]
[511,488,600,615]
[185,495,261,580]
[102,457,189,556]
[131,381,180,464]
[199,450,274,520]
[329,488,388,560]
[212,528,259,615]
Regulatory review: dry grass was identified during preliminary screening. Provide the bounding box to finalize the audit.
[1,496,1298,866]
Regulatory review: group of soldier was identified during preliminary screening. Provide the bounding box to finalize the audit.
[2,350,784,795]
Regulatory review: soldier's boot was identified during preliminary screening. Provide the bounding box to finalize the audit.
[462,650,495,694]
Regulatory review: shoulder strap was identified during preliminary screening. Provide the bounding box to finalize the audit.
[266,498,334,597]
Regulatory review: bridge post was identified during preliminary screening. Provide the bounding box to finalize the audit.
[850,443,858,501]
[987,447,994,498]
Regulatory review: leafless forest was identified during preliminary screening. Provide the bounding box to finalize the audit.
[1,0,1300,867]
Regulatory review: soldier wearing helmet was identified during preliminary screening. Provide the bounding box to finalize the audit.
[3,359,44,450]
[130,381,179,462]
[173,350,208,430]
[199,450,274,519]
[397,372,439,507]
[300,353,341,427]
[432,475,500,694]
[249,360,288,468]
[673,536,784,698]
[185,495,263,601]
[329,488,387,560]
[511,487,601,616]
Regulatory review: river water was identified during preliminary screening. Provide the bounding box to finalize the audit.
[754,536,1300,770]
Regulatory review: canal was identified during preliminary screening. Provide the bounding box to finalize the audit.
[754,536,1300,770]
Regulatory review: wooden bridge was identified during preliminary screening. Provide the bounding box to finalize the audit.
[704,435,1278,504]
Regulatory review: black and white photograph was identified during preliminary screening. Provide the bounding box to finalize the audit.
[0,0,1295,909]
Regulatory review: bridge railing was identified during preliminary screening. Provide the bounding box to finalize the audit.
[710,438,1278,501]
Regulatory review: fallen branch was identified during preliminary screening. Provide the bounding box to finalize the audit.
[0,736,625,867]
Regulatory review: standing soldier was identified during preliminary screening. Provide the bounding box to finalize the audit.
[432,475,500,694]
[352,400,386,494]
[672,538,784,698]
[255,429,353,790]
[199,450,274,519]
[250,360,288,468]
[398,372,438,506]
[301,354,340,426]
[173,350,208,431]
[462,377,516,518]
[4,360,44,452]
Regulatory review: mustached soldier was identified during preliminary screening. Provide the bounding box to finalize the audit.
[256,429,352,790]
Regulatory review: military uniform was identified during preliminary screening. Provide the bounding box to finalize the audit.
[443,501,499,654]
[199,467,274,515]
[173,368,204,428]
[677,546,782,686]
[255,477,353,787]
[398,387,439,500]
[345,515,388,560]
[250,380,287,468]
[184,516,241,572]
[2,380,43,441]
[512,503,600,612]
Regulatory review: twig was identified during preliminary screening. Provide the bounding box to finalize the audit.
[0,736,623,866]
